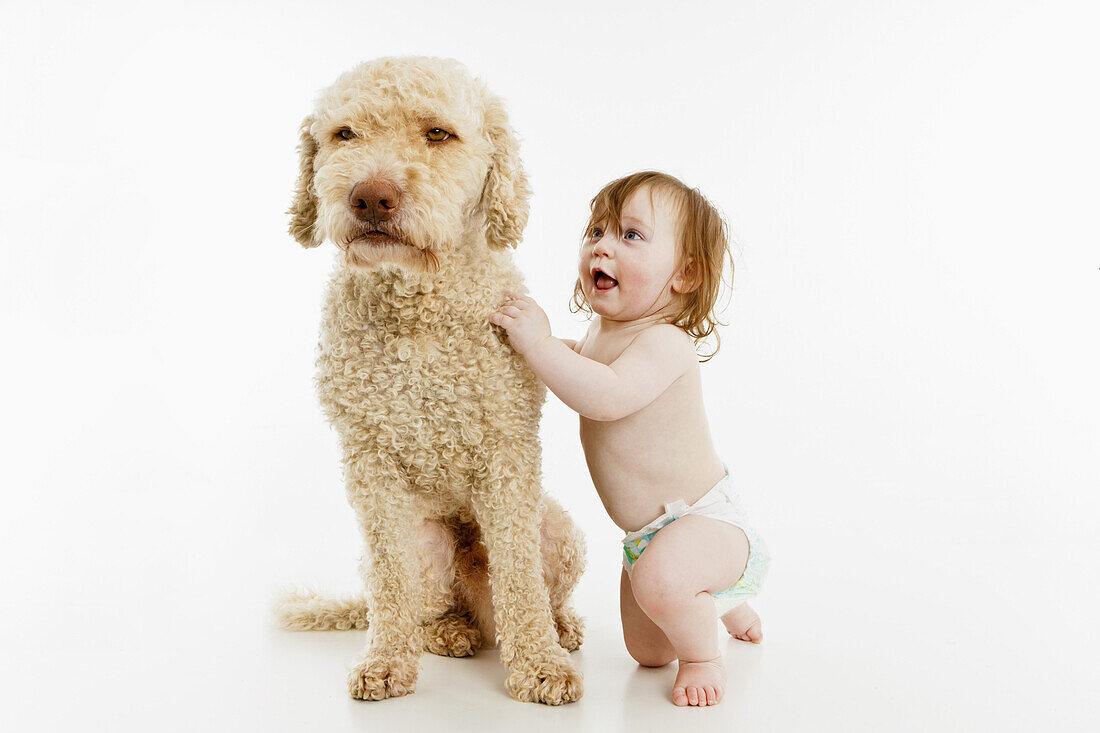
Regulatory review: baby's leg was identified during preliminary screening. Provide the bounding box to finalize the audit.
[620,568,676,667]
[721,603,763,643]
[628,515,750,707]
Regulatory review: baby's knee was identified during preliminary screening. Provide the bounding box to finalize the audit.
[628,646,675,668]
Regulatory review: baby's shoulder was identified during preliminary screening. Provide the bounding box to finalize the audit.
[634,323,695,349]
[628,324,698,367]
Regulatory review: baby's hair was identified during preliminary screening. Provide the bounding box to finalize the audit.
[569,170,734,362]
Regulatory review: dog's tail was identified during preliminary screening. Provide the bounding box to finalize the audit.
[275,587,370,631]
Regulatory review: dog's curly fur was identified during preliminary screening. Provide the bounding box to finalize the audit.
[277,57,586,705]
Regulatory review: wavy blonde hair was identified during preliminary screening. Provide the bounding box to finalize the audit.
[570,171,734,362]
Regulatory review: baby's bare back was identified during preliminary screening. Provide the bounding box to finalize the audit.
[576,323,727,532]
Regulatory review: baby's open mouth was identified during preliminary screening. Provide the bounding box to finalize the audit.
[594,270,618,292]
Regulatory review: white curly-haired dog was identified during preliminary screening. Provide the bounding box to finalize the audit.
[277,56,586,705]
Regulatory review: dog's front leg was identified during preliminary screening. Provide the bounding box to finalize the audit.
[472,474,583,705]
[345,475,424,701]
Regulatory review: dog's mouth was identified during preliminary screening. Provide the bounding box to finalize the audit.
[350,229,407,247]
[342,226,440,274]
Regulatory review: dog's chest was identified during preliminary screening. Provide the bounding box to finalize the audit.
[315,306,541,451]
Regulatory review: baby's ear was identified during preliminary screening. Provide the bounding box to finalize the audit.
[675,258,702,294]
[288,115,322,248]
[479,94,532,250]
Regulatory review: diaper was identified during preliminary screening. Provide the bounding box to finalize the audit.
[621,465,770,617]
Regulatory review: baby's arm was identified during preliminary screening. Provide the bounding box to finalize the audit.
[489,295,692,421]
[559,328,588,354]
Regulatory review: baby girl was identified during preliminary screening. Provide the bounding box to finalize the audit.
[488,171,770,707]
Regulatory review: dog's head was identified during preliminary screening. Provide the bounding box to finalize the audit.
[288,56,531,273]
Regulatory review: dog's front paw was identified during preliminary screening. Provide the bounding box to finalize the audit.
[347,655,419,701]
[505,651,583,705]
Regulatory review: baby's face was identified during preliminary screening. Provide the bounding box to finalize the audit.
[578,185,688,322]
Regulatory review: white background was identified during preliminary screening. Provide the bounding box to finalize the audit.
[2,1,1097,731]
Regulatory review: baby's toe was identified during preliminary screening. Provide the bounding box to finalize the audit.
[672,686,688,706]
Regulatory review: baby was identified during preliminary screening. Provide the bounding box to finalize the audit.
[488,171,770,707]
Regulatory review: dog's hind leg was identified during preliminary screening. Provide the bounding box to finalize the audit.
[421,610,482,657]
[417,518,483,657]
[539,496,587,652]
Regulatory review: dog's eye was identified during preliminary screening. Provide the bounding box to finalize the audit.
[336,128,356,141]
[426,128,452,142]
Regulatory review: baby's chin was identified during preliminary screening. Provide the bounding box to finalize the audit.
[590,301,631,320]
[586,292,616,317]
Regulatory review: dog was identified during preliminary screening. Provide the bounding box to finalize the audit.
[277,56,586,705]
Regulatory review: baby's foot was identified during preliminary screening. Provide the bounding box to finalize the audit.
[672,656,725,707]
[721,603,763,643]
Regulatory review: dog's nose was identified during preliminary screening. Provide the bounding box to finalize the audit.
[349,179,402,223]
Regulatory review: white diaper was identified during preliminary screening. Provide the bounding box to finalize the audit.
[621,464,770,617]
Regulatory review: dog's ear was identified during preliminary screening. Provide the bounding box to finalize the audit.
[480,96,532,250]
[288,115,322,248]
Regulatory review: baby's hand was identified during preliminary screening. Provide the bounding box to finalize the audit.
[488,294,552,355]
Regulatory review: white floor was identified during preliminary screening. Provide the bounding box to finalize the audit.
[5,465,1097,733]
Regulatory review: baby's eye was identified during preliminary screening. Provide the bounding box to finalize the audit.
[589,227,603,239]
[624,230,642,240]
